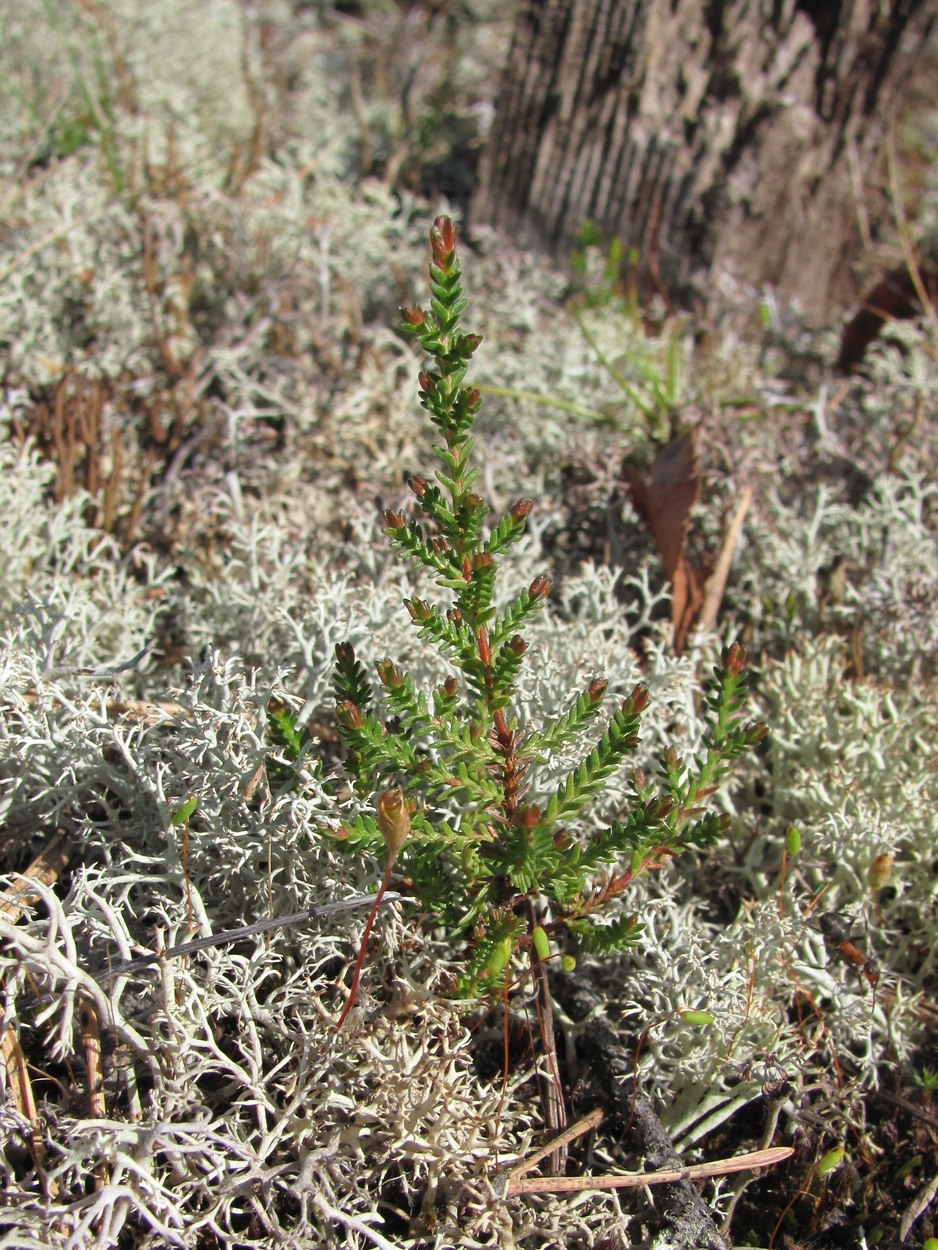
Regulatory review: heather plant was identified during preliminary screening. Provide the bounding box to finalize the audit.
[329,217,768,1011]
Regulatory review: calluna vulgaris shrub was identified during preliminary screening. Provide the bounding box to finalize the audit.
[326,216,768,1013]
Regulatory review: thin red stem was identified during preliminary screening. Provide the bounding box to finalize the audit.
[334,859,395,1032]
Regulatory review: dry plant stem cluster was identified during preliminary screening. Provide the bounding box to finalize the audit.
[329,216,768,1156]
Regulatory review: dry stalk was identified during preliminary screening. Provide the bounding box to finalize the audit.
[506,1145,793,1196]
[697,484,753,635]
[0,834,71,922]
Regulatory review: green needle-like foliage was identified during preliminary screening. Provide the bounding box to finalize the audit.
[329,216,767,996]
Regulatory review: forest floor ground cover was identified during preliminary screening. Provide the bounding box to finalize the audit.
[1,4,937,1248]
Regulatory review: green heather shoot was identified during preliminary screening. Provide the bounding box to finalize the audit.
[330,217,768,1004]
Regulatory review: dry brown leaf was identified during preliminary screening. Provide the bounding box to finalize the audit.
[624,430,705,651]
[837,262,938,372]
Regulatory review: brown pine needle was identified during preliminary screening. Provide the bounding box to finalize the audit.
[505,1108,604,1185]
[506,1145,793,1196]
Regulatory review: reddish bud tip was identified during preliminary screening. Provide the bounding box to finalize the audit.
[628,683,649,713]
[529,574,553,600]
[452,332,480,357]
[400,305,427,327]
[418,371,435,394]
[510,498,534,522]
[506,635,527,657]
[748,721,770,743]
[518,805,541,828]
[588,678,608,703]
[722,641,746,674]
[335,700,362,729]
[430,215,457,266]
[407,474,427,497]
[383,509,404,530]
[335,642,355,665]
[477,626,491,665]
[376,787,411,860]
[665,746,680,769]
[442,676,458,697]
[405,597,432,623]
[376,659,403,689]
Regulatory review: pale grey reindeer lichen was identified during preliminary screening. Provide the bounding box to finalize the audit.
[1,0,938,1243]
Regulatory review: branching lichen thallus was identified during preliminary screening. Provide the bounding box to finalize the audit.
[329,218,767,1067]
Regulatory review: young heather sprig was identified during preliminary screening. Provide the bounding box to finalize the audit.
[330,216,767,997]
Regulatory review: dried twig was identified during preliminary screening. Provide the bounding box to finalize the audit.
[503,1107,604,1192]
[0,833,71,922]
[96,892,404,982]
[1,837,72,1194]
[551,970,747,1249]
[20,689,190,724]
[899,1168,938,1242]
[698,485,752,634]
[507,1145,793,1196]
[527,928,567,1170]
[875,1087,938,1133]
[78,997,110,1191]
[0,1026,53,1192]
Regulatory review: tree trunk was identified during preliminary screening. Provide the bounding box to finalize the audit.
[471,0,937,316]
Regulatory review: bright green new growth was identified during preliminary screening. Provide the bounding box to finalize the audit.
[331,217,767,995]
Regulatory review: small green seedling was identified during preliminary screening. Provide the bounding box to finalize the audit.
[815,1145,846,1177]
[329,216,766,1026]
[171,795,198,925]
[171,796,198,827]
[678,1009,716,1027]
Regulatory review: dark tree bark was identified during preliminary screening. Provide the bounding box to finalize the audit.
[471,0,937,315]
[552,971,730,1249]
